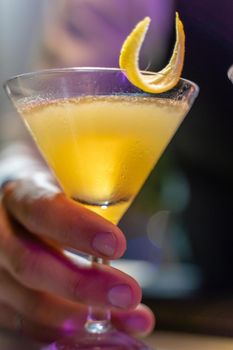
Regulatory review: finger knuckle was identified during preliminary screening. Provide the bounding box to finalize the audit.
[24,292,44,321]
[0,268,11,296]
[67,273,83,301]
[10,249,39,284]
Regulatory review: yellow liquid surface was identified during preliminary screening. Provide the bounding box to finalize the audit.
[21,96,188,224]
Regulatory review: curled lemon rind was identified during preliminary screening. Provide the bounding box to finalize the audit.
[119,12,185,93]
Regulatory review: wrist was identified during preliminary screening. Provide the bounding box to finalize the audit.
[0,142,51,189]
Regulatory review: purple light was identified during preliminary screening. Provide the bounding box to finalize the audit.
[41,341,57,350]
[62,319,76,332]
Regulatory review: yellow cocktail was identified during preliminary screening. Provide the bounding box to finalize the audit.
[21,95,188,224]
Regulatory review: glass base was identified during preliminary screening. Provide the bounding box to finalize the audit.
[42,329,154,350]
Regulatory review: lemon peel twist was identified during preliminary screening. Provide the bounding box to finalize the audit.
[119,12,185,93]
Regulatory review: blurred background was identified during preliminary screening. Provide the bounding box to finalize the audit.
[0,0,233,338]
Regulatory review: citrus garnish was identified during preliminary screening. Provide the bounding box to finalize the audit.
[119,12,185,93]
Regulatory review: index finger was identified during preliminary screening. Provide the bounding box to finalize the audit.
[2,178,126,259]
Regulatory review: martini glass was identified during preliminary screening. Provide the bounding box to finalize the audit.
[5,67,198,350]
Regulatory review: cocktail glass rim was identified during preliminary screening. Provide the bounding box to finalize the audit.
[5,66,199,97]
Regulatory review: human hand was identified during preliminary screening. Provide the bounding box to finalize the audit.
[0,171,155,342]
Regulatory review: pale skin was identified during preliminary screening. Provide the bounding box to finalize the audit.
[0,157,155,342]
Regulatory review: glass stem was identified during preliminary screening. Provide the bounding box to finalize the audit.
[84,256,112,334]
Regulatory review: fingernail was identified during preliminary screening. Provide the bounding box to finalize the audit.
[92,232,116,257]
[126,316,148,333]
[108,284,133,308]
